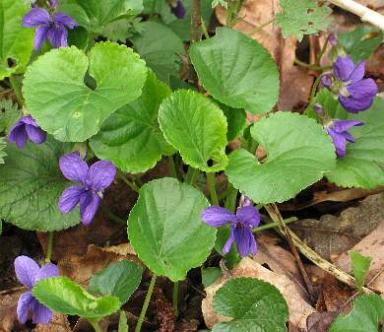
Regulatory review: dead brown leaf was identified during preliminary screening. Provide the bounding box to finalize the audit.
[0,288,24,332]
[202,258,316,329]
[291,193,384,260]
[33,314,71,332]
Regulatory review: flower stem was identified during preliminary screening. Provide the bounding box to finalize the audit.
[172,281,179,318]
[206,172,219,205]
[185,167,198,185]
[119,173,140,193]
[224,184,238,212]
[169,156,178,179]
[135,274,157,332]
[254,217,297,233]
[309,74,324,106]
[294,58,329,71]
[191,0,202,42]
[201,17,210,39]
[88,319,102,332]
[45,232,54,263]
[9,75,24,106]
[101,206,126,224]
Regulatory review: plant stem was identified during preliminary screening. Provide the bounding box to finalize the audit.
[9,75,24,105]
[206,172,219,205]
[254,217,298,233]
[309,73,324,106]
[172,281,179,318]
[101,206,126,224]
[135,274,157,332]
[294,58,329,71]
[248,18,275,34]
[185,167,198,185]
[88,319,102,332]
[191,0,202,42]
[119,173,140,193]
[45,232,54,263]
[224,184,238,212]
[201,17,210,39]
[169,156,178,179]
[316,36,330,66]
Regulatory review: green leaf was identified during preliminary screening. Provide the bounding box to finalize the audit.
[158,90,228,173]
[23,42,147,142]
[132,21,184,83]
[128,177,216,281]
[226,112,336,204]
[33,276,121,319]
[0,0,34,80]
[89,260,143,304]
[314,91,384,188]
[0,99,22,133]
[212,277,288,332]
[350,251,372,290]
[90,71,174,173]
[330,294,384,332]
[189,27,279,114]
[0,137,80,231]
[0,137,6,164]
[60,0,143,35]
[276,0,331,41]
[338,27,383,62]
[222,106,247,141]
[202,267,221,288]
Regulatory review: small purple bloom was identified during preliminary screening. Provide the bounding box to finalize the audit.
[14,256,59,325]
[22,2,76,49]
[8,115,46,149]
[171,0,186,19]
[331,56,378,113]
[326,119,364,158]
[58,152,116,225]
[201,205,260,257]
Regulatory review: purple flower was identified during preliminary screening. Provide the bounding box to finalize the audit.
[326,119,364,158]
[58,152,116,225]
[14,256,59,325]
[201,205,260,257]
[8,115,47,149]
[22,2,76,49]
[330,56,378,113]
[171,0,186,19]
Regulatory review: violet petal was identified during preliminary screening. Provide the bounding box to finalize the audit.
[32,302,52,325]
[36,263,59,282]
[47,25,68,48]
[331,120,364,132]
[236,206,261,227]
[17,291,34,324]
[348,61,366,83]
[34,26,49,50]
[327,128,347,158]
[54,13,77,29]
[14,256,40,288]
[59,152,88,184]
[86,160,116,191]
[58,185,84,214]
[25,124,46,144]
[79,191,101,225]
[201,206,237,227]
[234,226,257,257]
[333,56,355,81]
[22,8,50,28]
[222,227,235,254]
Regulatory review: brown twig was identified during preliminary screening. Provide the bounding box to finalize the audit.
[191,0,202,43]
[265,204,315,302]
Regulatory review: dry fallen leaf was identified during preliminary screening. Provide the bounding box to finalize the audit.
[0,288,24,332]
[291,193,384,260]
[202,258,316,329]
[33,314,71,332]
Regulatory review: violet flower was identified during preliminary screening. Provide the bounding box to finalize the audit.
[201,205,260,257]
[171,0,186,19]
[8,115,47,149]
[23,0,76,49]
[323,56,378,113]
[14,256,59,325]
[326,119,363,158]
[58,152,116,225]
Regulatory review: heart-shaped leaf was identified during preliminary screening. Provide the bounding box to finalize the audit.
[0,0,34,80]
[90,71,174,173]
[226,112,336,203]
[33,277,121,319]
[89,260,143,304]
[128,178,216,281]
[23,42,147,142]
[212,277,288,332]
[0,137,80,231]
[189,27,279,114]
[158,90,228,172]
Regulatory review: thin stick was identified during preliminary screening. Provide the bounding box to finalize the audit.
[191,0,202,42]
[254,217,298,233]
[265,204,315,300]
[135,274,157,332]
[119,173,140,193]
[328,0,384,30]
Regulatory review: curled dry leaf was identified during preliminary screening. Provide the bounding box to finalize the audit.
[216,0,313,111]
[202,258,315,329]
[33,313,71,332]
